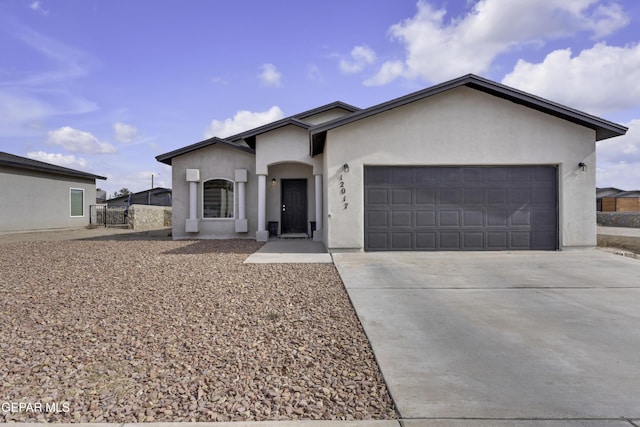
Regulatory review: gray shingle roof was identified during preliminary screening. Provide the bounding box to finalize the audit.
[0,151,107,180]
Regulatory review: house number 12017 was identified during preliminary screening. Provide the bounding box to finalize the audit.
[339,174,348,209]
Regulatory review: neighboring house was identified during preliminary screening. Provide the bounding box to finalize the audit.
[96,189,107,204]
[0,151,106,233]
[106,187,172,208]
[599,189,640,212]
[156,74,628,251]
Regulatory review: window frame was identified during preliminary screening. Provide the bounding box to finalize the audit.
[202,178,235,220]
[70,188,85,217]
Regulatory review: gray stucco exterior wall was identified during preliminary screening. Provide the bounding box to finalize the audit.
[322,87,597,250]
[0,165,97,232]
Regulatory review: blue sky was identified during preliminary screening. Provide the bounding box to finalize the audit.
[1,0,640,196]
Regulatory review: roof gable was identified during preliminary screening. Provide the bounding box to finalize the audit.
[156,137,255,165]
[0,151,106,180]
[309,74,628,156]
[157,101,361,163]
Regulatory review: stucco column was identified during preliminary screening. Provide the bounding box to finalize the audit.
[189,182,197,219]
[314,173,322,241]
[256,174,268,242]
[235,169,248,233]
[185,169,200,233]
[238,182,246,219]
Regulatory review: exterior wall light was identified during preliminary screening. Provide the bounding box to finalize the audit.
[578,162,587,172]
[271,178,277,186]
[343,163,350,172]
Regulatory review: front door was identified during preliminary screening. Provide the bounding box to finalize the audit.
[281,179,307,234]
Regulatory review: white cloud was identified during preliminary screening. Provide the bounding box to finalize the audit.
[366,0,629,85]
[502,43,640,115]
[27,151,88,170]
[113,122,138,143]
[47,126,116,154]
[340,45,377,74]
[29,1,49,16]
[205,106,285,138]
[597,119,640,190]
[307,64,324,83]
[258,63,282,87]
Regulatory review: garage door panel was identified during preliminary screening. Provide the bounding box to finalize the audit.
[391,168,413,185]
[364,166,557,251]
[416,232,437,249]
[463,168,484,184]
[416,188,436,205]
[511,168,532,182]
[487,210,508,226]
[532,231,556,249]
[439,188,461,204]
[391,210,412,227]
[535,167,556,182]
[391,232,412,249]
[463,232,484,249]
[488,168,508,182]
[415,168,437,184]
[463,211,484,227]
[416,211,436,226]
[487,231,508,249]
[439,232,461,249]
[534,187,556,204]
[366,232,388,250]
[366,188,388,205]
[511,231,531,249]
[487,188,508,204]
[438,168,461,183]
[391,188,412,205]
[367,210,388,227]
[511,188,531,204]
[463,188,484,204]
[534,210,556,226]
[364,167,389,185]
[511,210,531,226]
[439,211,461,227]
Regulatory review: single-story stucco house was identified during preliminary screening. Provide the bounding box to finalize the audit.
[0,151,107,233]
[156,74,627,252]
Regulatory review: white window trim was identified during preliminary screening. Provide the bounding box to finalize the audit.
[202,178,235,220]
[70,188,85,217]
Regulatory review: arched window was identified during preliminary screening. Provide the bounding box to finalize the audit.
[203,179,234,218]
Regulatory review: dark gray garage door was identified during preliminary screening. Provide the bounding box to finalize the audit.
[364,166,558,251]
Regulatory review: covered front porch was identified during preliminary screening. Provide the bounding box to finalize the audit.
[255,162,323,242]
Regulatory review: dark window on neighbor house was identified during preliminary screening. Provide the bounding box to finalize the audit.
[203,179,234,218]
[70,188,84,217]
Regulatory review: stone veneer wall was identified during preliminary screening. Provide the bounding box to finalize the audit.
[128,204,172,231]
[597,212,640,228]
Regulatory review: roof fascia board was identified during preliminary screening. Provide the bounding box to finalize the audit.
[0,156,106,181]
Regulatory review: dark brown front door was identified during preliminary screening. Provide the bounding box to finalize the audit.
[281,179,307,234]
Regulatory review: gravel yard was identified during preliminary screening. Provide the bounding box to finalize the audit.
[0,237,396,422]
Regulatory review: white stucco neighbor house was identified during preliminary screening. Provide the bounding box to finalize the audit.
[156,74,627,251]
[0,151,107,233]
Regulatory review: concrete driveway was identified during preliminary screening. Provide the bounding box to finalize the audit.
[332,249,640,426]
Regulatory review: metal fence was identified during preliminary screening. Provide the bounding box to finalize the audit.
[90,205,127,227]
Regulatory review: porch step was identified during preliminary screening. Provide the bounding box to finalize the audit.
[280,233,308,239]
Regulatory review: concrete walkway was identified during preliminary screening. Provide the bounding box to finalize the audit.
[243,239,332,263]
[333,249,640,426]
